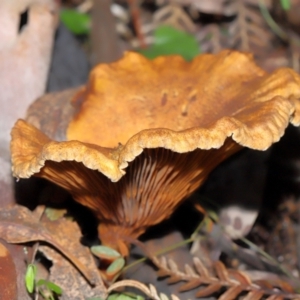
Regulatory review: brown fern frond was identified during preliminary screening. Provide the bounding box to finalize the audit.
[265,295,284,300]
[228,269,252,285]
[148,255,300,299]
[108,279,180,300]
[218,285,244,300]
[214,260,231,282]
[184,263,197,277]
[195,282,223,298]
[153,4,196,32]
[193,257,210,279]
[167,275,182,285]
[178,279,201,292]
[228,0,273,52]
[242,290,265,300]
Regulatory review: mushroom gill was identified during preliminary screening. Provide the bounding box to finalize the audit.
[10,50,300,256]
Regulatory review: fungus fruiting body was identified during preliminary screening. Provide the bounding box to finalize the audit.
[11,50,300,256]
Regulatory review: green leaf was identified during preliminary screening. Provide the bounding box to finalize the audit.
[91,245,121,260]
[37,279,63,295]
[280,0,291,10]
[25,264,37,293]
[60,9,90,35]
[140,25,200,61]
[106,257,125,277]
[45,207,67,221]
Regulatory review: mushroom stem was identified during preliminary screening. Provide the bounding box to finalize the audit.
[98,223,146,257]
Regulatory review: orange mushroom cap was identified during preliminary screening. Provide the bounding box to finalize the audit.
[10,50,300,255]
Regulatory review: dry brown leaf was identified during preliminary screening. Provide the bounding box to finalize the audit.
[0,240,31,300]
[0,205,97,285]
[39,215,106,299]
[26,88,79,142]
[0,241,17,300]
[40,246,105,300]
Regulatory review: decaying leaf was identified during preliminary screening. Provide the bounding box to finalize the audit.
[10,50,300,257]
[0,240,31,300]
[0,205,98,285]
[26,87,79,142]
[0,240,17,300]
[39,214,106,299]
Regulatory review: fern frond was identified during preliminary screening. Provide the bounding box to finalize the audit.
[149,255,300,299]
[108,279,178,300]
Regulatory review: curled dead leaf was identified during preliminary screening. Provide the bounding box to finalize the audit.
[39,213,106,299]
[0,240,17,300]
[0,205,98,285]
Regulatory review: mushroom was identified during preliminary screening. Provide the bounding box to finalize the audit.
[10,50,300,256]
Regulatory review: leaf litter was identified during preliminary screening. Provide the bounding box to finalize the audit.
[0,204,106,299]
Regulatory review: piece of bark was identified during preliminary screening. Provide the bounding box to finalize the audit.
[90,0,122,65]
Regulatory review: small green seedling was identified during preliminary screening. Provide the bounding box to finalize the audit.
[60,9,90,35]
[91,245,125,279]
[25,264,37,294]
[280,0,291,10]
[25,263,63,300]
[139,25,200,61]
[91,245,121,261]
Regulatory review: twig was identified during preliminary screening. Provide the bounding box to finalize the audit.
[127,0,146,48]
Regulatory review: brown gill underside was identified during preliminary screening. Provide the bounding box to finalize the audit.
[38,141,240,251]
